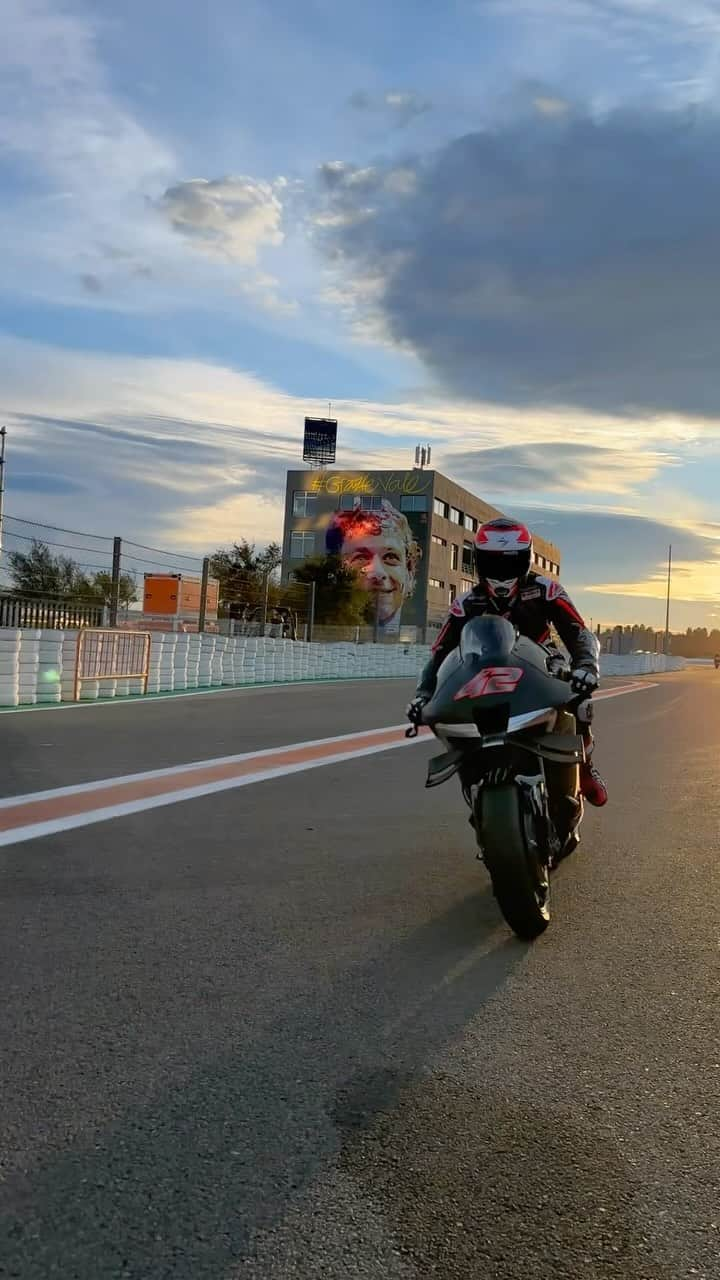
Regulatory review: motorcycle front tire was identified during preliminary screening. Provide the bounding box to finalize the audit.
[476,784,551,940]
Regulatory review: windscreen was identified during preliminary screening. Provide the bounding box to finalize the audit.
[458,615,517,661]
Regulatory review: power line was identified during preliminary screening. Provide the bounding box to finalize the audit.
[2,529,115,556]
[4,519,206,570]
[120,551,204,574]
[3,513,112,542]
[3,531,197,575]
[123,538,204,565]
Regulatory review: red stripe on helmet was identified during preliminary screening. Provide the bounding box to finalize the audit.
[475,520,531,548]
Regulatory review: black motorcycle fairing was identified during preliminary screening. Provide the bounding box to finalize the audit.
[424,616,575,731]
[424,730,584,789]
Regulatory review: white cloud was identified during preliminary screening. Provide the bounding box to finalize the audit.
[533,95,570,117]
[159,177,285,265]
[2,333,720,627]
[0,1,296,316]
[0,333,708,546]
[157,175,297,311]
[0,0,172,190]
[383,91,432,123]
[0,0,174,296]
[587,557,720,605]
[347,89,432,125]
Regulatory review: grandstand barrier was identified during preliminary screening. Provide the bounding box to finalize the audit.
[0,630,687,707]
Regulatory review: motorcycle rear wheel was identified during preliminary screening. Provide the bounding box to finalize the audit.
[476,784,551,940]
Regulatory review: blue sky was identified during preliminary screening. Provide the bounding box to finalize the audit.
[3,0,720,629]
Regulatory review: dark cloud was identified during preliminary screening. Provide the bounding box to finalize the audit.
[515,507,713,590]
[9,471,87,496]
[348,90,372,112]
[313,103,720,415]
[15,413,228,459]
[443,441,674,492]
[79,273,103,294]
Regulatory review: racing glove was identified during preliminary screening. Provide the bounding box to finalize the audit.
[570,667,599,696]
[406,693,430,726]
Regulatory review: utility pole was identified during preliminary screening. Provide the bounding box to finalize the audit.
[198,556,210,633]
[664,543,672,656]
[0,427,7,557]
[109,536,122,628]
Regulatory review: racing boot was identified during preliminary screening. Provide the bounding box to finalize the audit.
[579,734,608,807]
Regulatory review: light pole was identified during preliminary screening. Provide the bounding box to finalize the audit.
[664,544,672,655]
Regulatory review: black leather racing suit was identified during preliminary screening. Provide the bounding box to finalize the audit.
[417,574,600,741]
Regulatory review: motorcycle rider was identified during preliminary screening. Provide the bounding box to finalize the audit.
[407,518,608,807]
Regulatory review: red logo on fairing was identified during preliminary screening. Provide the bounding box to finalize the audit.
[453,667,523,700]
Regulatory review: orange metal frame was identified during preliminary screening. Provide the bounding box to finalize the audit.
[74,629,152,702]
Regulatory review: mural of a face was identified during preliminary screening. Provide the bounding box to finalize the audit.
[326,501,421,629]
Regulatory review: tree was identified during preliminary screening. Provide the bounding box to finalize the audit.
[7,540,137,607]
[8,541,83,597]
[209,539,282,615]
[291,554,369,626]
[89,570,138,609]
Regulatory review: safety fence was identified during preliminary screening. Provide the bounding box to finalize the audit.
[74,630,151,701]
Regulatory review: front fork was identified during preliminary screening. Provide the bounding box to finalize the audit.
[465,769,561,867]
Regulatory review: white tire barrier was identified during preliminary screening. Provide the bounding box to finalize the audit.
[0,630,688,707]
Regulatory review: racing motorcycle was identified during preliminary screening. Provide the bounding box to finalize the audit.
[407,615,585,940]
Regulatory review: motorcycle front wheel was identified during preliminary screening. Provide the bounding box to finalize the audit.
[475,784,550,940]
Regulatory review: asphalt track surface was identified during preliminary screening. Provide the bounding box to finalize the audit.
[1,669,719,1278]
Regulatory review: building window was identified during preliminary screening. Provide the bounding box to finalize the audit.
[449,506,462,525]
[462,541,474,574]
[292,491,317,517]
[449,584,457,603]
[431,534,447,548]
[429,577,445,589]
[461,578,474,593]
[290,532,316,559]
[400,495,429,513]
[338,493,384,511]
[451,543,459,571]
[464,513,477,533]
[433,498,449,519]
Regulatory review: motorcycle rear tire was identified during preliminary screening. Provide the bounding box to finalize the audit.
[477,784,551,940]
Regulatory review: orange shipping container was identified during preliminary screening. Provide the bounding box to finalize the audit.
[143,574,218,619]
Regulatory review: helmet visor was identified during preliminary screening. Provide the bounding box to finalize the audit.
[476,550,529,580]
